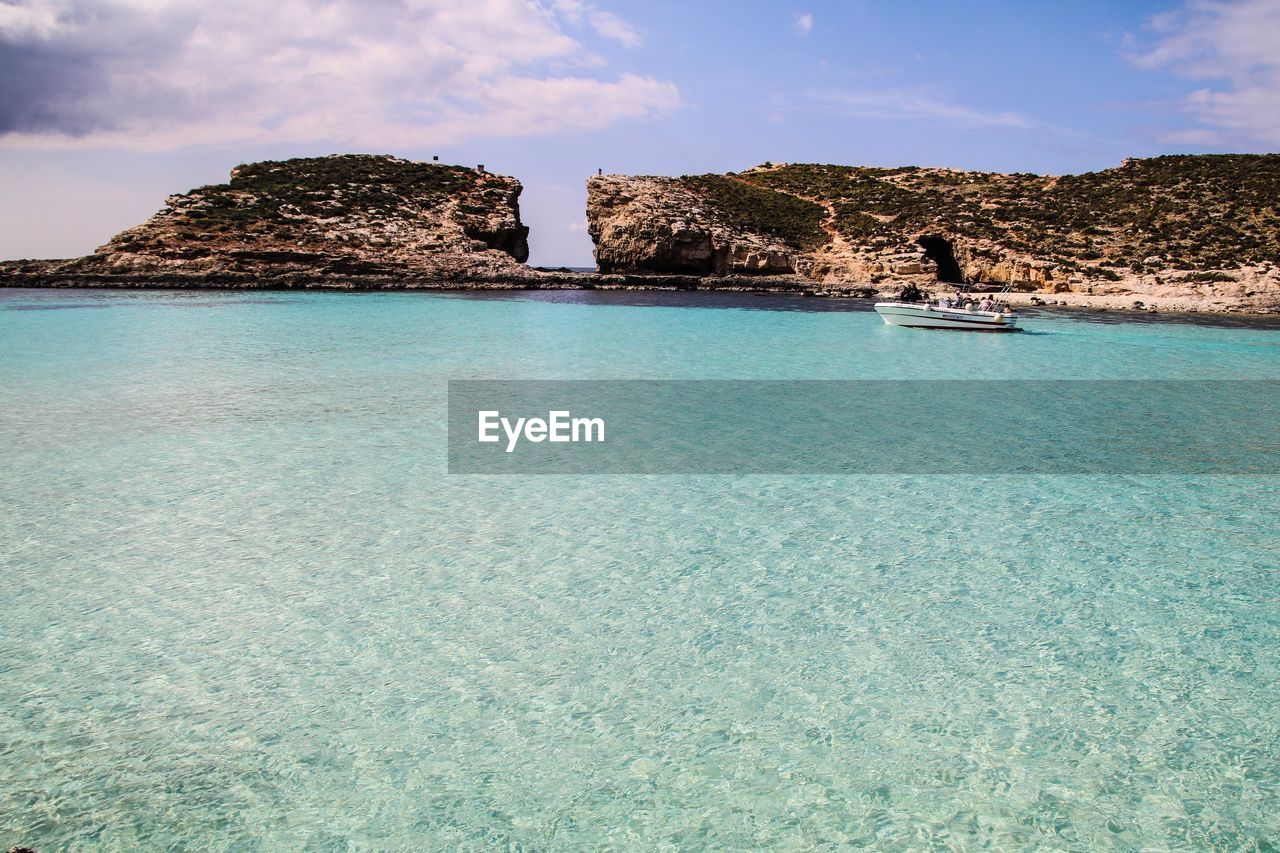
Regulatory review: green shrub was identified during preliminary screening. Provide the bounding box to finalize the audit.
[680,174,829,249]
[177,155,484,231]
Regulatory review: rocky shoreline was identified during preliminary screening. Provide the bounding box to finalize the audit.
[0,264,857,295]
[4,267,1278,316]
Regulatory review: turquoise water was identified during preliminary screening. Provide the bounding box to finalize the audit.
[1,288,1278,849]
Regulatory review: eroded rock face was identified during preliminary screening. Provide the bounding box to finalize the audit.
[587,176,804,276]
[587,158,1280,312]
[9,155,535,284]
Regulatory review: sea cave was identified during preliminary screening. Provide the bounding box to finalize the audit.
[918,235,964,284]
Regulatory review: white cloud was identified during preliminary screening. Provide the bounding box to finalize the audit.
[811,89,1032,129]
[0,0,675,150]
[552,0,640,47]
[1131,0,1280,147]
[794,12,813,35]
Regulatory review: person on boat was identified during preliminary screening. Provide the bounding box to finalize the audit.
[978,296,994,312]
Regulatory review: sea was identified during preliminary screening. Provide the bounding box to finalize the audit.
[1,287,1278,849]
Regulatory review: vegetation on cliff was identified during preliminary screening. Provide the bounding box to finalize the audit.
[184,156,481,231]
[678,175,829,250]
[735,155,1280,275]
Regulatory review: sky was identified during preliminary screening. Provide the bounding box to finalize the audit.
[2,0,1279,266]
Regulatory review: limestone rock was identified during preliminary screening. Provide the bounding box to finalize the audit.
[586,156,1280,312]
[587,175,803,276]
[3,155,537,285]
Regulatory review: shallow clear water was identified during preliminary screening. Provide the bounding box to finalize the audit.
[2,288,1278,849]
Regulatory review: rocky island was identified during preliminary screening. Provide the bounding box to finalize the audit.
[0,155,542,287]
[3,153,1278,313]
[588,155,1280,313]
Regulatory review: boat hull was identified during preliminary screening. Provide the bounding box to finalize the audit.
[874,302,1019,331]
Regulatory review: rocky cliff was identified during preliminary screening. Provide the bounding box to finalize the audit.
[6,152,1279,313]
[589,175,821,276]
[588,155,1280,312]
[0,155,537,286]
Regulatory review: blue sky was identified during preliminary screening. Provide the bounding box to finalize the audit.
[2,0,1278,265]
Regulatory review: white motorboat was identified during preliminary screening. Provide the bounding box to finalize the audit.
[875,300,1019,331]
